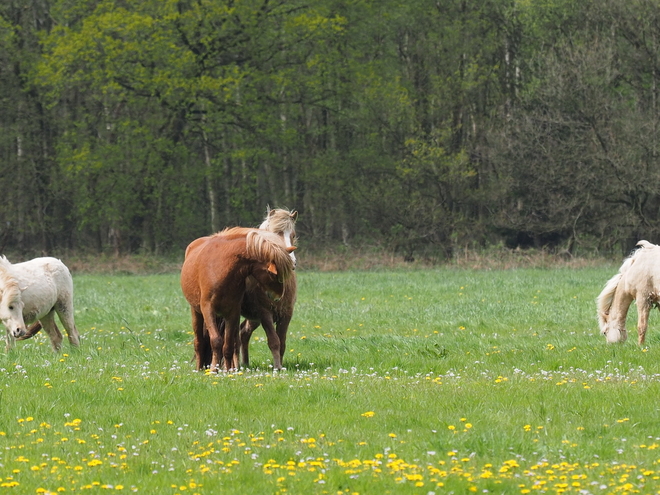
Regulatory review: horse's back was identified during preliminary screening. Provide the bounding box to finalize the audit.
[182,235,243,274]
[10,257,74,322]
[13,257,72,286]
[623,242,660,291]
[180,235,245,307]
[184,236,211,260]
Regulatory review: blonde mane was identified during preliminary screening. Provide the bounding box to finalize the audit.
[245,230,294,281]
[214,226,254,240]
[216,227,294,281]
[597,241,654,333]
[260,207,298,244]
[0,257,20,302]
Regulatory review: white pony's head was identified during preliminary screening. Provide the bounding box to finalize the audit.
[259,207,298,268]
[0,258,26,339]
[602,319,628,343]
[597,273,628,344]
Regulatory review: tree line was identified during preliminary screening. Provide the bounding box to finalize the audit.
[2,0,660,260]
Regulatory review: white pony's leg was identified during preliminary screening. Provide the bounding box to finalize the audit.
[637,299,651,345]
[40,312,63,351]
[55,301,79,347]
[5,330,13,352]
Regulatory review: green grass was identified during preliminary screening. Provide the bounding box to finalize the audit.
[1,267,660,494]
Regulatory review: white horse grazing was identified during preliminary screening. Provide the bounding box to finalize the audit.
[0,256,79,351]
[597,240,660,344]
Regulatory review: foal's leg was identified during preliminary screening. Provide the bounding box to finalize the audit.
[40,311,64,351]
[637,299,652,345]
[239,319,260,368]
[276,314,293,365]
[259,314,283,370]
[55,299,80,347]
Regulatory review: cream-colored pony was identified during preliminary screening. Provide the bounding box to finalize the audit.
[597,240,660,344]
[0,256,79,351]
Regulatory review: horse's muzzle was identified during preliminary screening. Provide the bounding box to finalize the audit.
[268,293,282,302]
[12,327,26,338]
[605,327,627,344]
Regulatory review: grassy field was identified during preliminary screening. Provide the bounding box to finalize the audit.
[0,266,659,494]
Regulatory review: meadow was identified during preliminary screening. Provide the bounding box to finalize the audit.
[0,266,659,494]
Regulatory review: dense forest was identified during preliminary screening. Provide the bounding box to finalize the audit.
[2,0,660,260]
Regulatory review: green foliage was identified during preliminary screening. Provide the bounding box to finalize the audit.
[4,0,660,255]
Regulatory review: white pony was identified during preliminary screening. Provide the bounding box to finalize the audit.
[597,240,660,344]
[0,256,79,351]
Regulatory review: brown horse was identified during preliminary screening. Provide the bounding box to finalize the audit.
[234,208,298,370]
[180,227,295,371]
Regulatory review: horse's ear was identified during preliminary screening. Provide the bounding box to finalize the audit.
[268,208,276,218]
[291,211,298,221]
[286,246,297,253]
[267,262,278,275]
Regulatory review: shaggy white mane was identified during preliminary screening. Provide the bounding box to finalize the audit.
[0,256,20,302]
[259,207,297,243]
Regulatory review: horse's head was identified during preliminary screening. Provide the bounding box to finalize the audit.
[602,318,628,344]
[0,286,26,339]
[281,226,297,269]
[260,208,298,269]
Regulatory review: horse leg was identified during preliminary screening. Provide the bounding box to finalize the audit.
[5,331,13,352]
[214,317,226,368]
[191,309,209,370]
[201,303,224,371]
[239,319,261,368]
[201,322,213,369]
[40,311,64,351]
[221,312,240,372]
[259,314,283,370]
[55,300,80,347]
[637,299,651,345]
